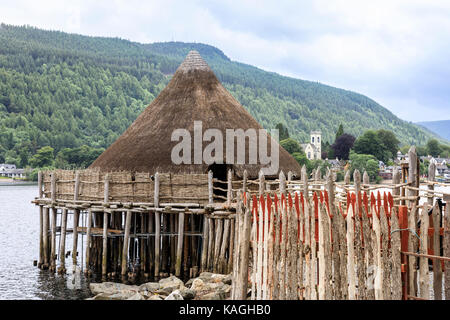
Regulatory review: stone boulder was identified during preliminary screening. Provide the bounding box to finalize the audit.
[89,282,139,296]
[159,276,184,292]
[138,282,160,293]
[165,290,184,300]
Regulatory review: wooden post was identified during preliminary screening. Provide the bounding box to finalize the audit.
[363,170,370,199]
[338,202,348,300]
[242,170,248,194]
[42,206,49,269]
[268,201,275,299]
[380,207,391,299]
[419,203,430,299]
[272,197,280,300]
[407,205,418,297]
[232,193,243,299]
[38,172,44,268]
[219,218,231,273]
[154,172,160,278]
[251,200,257,300]
[207,216,214,271]
[318,203,332,300]
[227,169,232,206]
[72,171,80,269]
[235,196,252,300]
[361,204,374,300]
[408,147,418,207]
[347,205,356,299]
[259,170,265,197]
[102,174,110,278]
[51,171,56,203]
[279,198,287,300]
[200,215,209,272]
[390,208,402,300]
[85,209,92,273]
[208,170,213,204]
[432,203,442,300]
[175,210,185,277]
[444,194,450,300]
[301,165,310,299]
[310,195,317,300]
[392,166,400,207]
[354,170,366,300]
[213,219,223,273]
[50,207,57,272]
[262,194,269,299]
[372,203,382,299]
[315,167,321,182]
[279,171,286,195]
[344,169,350,185]
[427,161,436,207]
[326,171,340,299]
[227,217,235,274]
[58,208,68,274]
[121,210,132,277]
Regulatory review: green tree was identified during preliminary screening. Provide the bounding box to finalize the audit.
[426,139,442,157]
[29,146,54,168]
[275,123,289,141]
[335,124,344,141]
[292,151,309,168]
[280,138,302,154]
[349,152,379,182]
[353,130,384,160]
[376,129,400,159]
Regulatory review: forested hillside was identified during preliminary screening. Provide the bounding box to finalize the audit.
[0,24,441,166]
[417,120,450,141]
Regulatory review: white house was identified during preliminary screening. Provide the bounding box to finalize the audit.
[301,131,322,160]
[0,164,26,178]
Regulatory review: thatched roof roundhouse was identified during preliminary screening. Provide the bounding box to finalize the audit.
[90,51,301,178]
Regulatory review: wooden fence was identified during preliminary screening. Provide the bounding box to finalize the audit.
[232,166,450,300]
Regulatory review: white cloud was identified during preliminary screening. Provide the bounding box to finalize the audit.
[0,0,449,121]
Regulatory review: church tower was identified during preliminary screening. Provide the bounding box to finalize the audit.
[310,131,322,160]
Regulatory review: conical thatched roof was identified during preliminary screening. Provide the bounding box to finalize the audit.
[90,50,301,178]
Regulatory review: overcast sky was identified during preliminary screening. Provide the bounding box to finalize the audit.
[1,0,450,122]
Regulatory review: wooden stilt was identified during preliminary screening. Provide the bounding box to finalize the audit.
[85,209,92,274]
[102,211,108,278]
[38,172,44,268]
[175,211,185,277]
[50,207,57,272]
[227,218,235,274]
[213,218,223,273]
[219,218,231,273]
[154,173,160,278]
[148,211,154,276]
[121,210,132,278]
[154,211,160,278]
[207,217,214,271]
[58,208,68,274]
[200,215,209,272]
[42,206,49,269]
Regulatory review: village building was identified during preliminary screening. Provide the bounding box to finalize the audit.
[0,163,26,178]
[301,131,322,160]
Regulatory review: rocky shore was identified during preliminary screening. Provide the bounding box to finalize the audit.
[87,272,233,300]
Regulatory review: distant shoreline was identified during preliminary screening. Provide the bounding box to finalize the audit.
[0,179,36,186]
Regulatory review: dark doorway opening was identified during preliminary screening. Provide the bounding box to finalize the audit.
[207,163,231,199]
